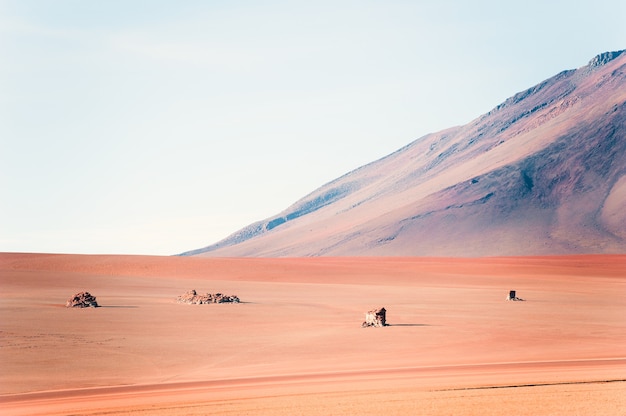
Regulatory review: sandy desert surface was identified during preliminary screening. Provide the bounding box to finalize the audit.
[1,253,625,415]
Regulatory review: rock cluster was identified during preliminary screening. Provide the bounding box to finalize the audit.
[362,307,386,327]
[177,289,240,305]
[66,292,99,308]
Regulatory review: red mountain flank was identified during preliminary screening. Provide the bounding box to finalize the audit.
[185,50,626,257]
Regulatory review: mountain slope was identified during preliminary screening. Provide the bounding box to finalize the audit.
[183,50,626,257]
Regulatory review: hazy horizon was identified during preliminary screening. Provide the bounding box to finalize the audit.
[2,0,625,255]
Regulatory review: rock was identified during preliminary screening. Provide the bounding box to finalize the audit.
[362,307,386,327]
[66,291,99,308]
[177,290,240,304]
[588,50,625,68]
[506,290,525,301]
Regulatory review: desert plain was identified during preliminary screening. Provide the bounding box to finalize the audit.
[0,253,625,415]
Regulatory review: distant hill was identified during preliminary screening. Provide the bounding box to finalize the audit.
[182,50,626,257]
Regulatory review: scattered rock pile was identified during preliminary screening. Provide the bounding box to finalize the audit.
[177,290,240,305]
[66,292,99,308]
[362,307,386,327]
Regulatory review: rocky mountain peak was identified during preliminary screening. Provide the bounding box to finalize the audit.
[587,50,626,68]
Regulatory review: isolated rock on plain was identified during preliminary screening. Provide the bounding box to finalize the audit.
[362,307,387,327]
[66,291,99,308]
[506,290,525,301]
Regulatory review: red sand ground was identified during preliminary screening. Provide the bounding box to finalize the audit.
[0,253,625,415]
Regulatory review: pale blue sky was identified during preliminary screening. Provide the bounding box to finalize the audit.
[1,1,624,255]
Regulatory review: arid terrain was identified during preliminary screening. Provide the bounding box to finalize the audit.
[1,253,624,415]
[185,51,626,257]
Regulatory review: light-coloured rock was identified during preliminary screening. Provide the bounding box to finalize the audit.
[362,307,386,327]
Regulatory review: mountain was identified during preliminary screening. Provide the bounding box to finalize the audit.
[183,50,626,257]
